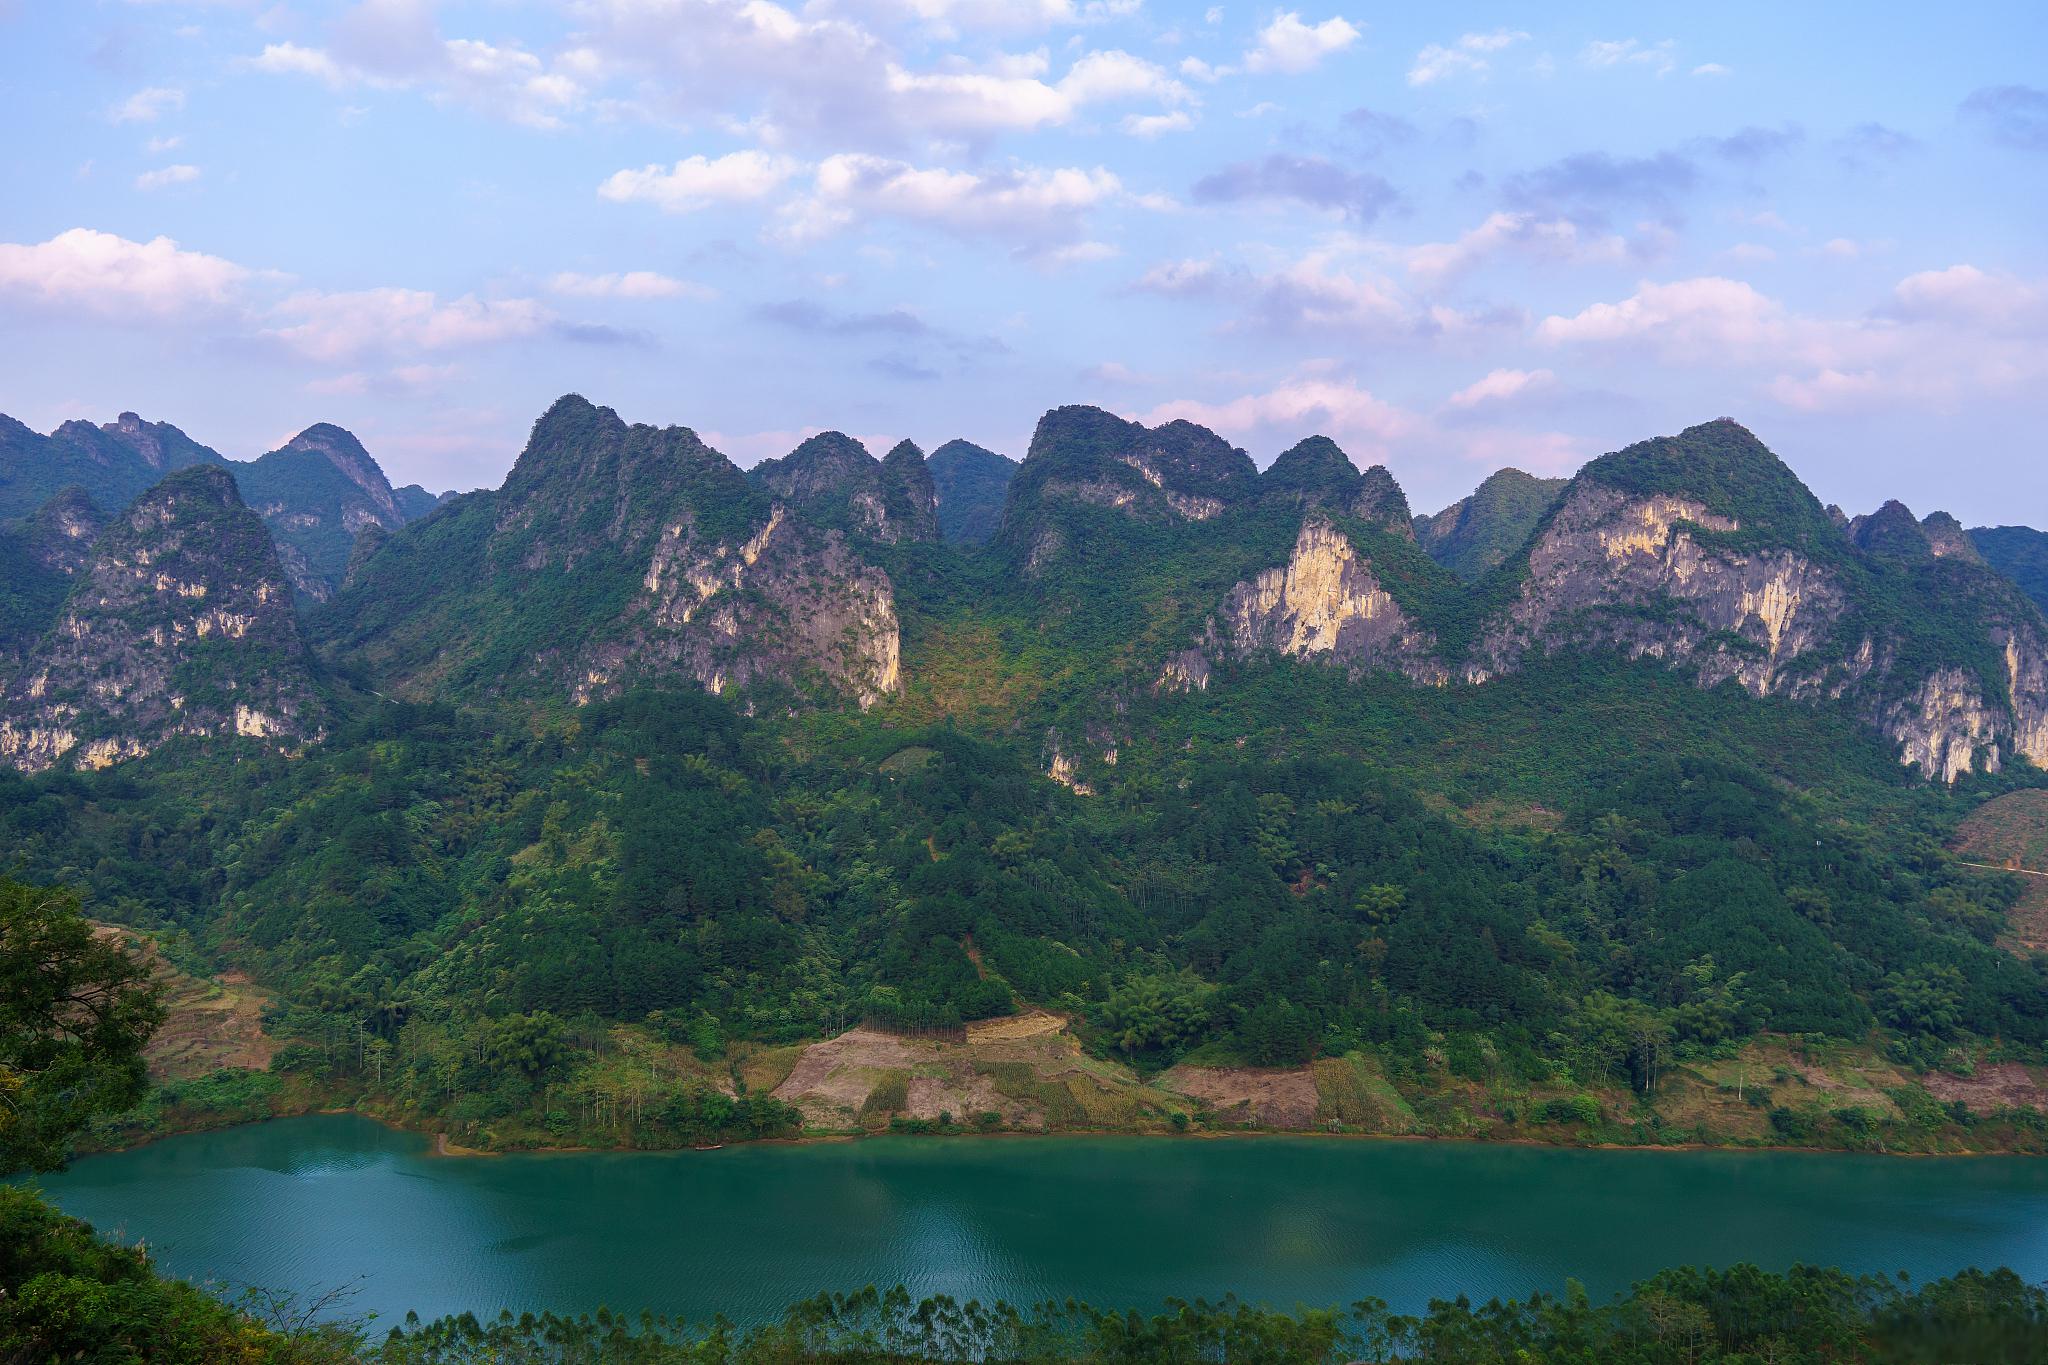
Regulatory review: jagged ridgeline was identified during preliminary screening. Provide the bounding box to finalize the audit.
[315,395,902,708]
[1,396,2046,787]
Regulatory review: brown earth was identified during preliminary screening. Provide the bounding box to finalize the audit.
[95,924,277,1080]
[1160,1064,1321,1130]
[1923,1062,2048,1114]
[1952,789,2048,951]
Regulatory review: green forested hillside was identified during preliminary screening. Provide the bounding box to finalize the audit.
[2,399,2047,1156]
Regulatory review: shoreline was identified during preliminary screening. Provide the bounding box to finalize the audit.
[91,1102,2048,1164]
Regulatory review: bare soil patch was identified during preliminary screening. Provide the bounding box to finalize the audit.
[96,925,277,1079]
[966,1009,1066,1043]
[1161,1065,1320,1129]
[1953,790,2048,951]
[1923,1062,2048,1114]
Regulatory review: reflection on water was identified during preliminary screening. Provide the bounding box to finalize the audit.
[30,1116,2048,1327]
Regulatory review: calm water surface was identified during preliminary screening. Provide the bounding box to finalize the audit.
[30,1116,2048,1326]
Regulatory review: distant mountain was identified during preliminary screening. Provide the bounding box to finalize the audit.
[1975,525,2048,615]
[0,410,437,602]
[316,395,902,709]
[0,466,323,772]
[0,488,106,667]
[747,431,939,544]
[0,411,226,523]
[1414,467,1567,580]
[926,439,1015,544]
[237,423,414,600]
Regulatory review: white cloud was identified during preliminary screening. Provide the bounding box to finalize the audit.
[1145,374,1418,454]
[1692,62,1731,77]
[250,42,354,87]
[549,270,713,300]
[266,288,552,362]
[144,135,185,154]
[781,153,1122,248]
[1447,367,1555,409]
[1537,276,1785,350]
[1408,29,1527,86]
[134,164,202,192]
[1245,12,1359,75]
[599,151,803,212]
[1402,211,1628,282]
[1541,267,2048,414]
[1892,264,2048,332]
[1581,38,1677,77]
[249,31,591,128]
[0,228,248,315]
[111,86,186,123]
[1122,110,1193,137]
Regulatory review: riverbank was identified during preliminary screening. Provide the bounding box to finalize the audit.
[83,1013,2048,1162]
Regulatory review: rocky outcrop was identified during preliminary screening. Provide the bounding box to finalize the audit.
[18,487,108,576]
[1222,515,1443,678]
[575,501,900,710]
[1468,483,1848,698]
[1165,513,1445,689]
[1259,437,1414,537]
[1002,407,1258,572]
[325,395,903,712]
[237,423,417,597]
[749,432,939,545]
[0,466,323,772]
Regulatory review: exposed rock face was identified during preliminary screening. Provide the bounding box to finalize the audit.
[1165,513,1445,690]
[1468,483,1848,697]
[1220,514,1444,680]
[326,395,903,711]
[1445,423,2048,782]
[0,466,322,772]
[880,440,941,543]
[1003,406,1257,572]
[749,432,939,544]
[19,487,108,576]
[1920,511,1986,565]
[576,500,901,710]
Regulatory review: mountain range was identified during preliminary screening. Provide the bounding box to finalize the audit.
[2,397,2046,785]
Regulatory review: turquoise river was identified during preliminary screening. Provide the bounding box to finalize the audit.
[28,1115,2048,1327]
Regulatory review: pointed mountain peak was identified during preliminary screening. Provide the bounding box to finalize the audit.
[1355,465,1414,537]
[1262,435,1362,506]
[1848,499,1934,562]
[883,438,926,468]
[1920,510,1986,565]
[927,439,1016,545]
[1578,418,1833,550]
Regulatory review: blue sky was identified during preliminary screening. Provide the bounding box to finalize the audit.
[1,1,2044,522]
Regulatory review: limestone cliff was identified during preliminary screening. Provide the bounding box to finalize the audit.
[1458,422,2048,782]
[319,395,902,711]
[1466,482,1849,699]
[0,466,323,772]
[749,432,939,545]
[1164,512,1445,689]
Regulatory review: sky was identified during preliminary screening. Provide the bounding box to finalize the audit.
[1,2,2045,522]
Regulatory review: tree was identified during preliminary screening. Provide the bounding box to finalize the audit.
[0,877,164,1174]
